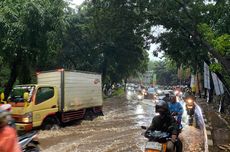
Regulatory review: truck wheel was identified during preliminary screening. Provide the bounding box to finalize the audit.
[84,109,94,121]
[42,117,60,130]
[97,111,104,116]
[25,143,40,152]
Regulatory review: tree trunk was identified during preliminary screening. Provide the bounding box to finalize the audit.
[4,61,19,99]
[19,58,32,84]
[124,78,127,91]
[207,89,213,103]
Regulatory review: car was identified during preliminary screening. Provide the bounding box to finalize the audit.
[144,87,156,99]
[147,87,155,94]
[155,89,174,100]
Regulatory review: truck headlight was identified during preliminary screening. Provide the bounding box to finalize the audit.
[22,112,33,123]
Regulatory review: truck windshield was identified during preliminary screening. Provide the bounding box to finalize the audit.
[8,85,35,102]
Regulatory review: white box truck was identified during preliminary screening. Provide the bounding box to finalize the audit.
[6,69,103,131]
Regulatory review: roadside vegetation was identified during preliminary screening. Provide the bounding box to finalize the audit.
[0,0,229,106]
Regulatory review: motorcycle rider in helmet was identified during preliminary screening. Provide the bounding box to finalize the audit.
[0,109,22,152]
[146,100,181,152]
[168,96,184,130]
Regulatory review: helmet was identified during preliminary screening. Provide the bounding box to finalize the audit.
[0,109,10,128]
[155,100,169,114]
[165,93,170,97]
[0,104,12,112]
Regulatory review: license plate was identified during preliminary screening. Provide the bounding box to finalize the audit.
[145,142,162,150]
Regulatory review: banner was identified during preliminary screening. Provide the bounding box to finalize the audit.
[190,75,196,88]
[203,62,211,89]
[211,72,224,95]
[152,74,157,85]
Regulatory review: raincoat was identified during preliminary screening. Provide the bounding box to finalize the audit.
[168,102,183,128]
[147,114,178,135]
[0,126,22,152]
[168,102,183,116]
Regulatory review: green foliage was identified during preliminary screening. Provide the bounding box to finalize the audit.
[60,0,150,87]
[0,64,10,87]
[0,0,67,96]
[198,23,215,44]
[209,63,223,73]
[213,34,230,56]
[1,0,229,94]
[146,0,230,91]
[148,60,177,85]
[112,88,124,97]
[198,24,230,56]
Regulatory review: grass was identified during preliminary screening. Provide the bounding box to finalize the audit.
[112,88,125,97]
[103,87,125,99]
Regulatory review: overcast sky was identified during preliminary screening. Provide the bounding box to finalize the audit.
[69,0,85,7]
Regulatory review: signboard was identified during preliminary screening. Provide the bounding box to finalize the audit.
[203,62,211,89]
[211,72,224,95]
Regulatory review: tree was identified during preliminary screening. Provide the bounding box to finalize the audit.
[0,0,66,97]
[148,59,178,86]
[147,0,230,91]
[61,0,150,89]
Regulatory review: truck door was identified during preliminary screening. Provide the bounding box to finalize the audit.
[32,87,58,127]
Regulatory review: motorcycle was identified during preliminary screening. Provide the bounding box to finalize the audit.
[19,131,40,152]
[141,126,182,152]
[184,97,195,125]
[136,89,146,101]
[171,113,183,132]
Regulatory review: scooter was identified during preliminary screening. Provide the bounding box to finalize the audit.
[171,114,183,132]
[141,126,182,152]
[185,97,195,125]
[19,131,40,152]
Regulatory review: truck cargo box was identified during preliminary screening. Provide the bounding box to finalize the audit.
[37,70,103,112]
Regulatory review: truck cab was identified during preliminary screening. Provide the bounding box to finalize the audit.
[7,85,59,132]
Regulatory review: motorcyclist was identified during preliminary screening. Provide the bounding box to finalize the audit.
[163,93,171,103]
[168,96,183,130]
[146,100,180,152]
[0,109,22,152]
[183,89,196,115]
[0,104,15,128]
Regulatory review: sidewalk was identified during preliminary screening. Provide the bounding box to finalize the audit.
[197,99,230,152]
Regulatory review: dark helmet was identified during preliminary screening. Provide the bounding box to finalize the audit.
[155,100,169,114]
[165,93,170,97]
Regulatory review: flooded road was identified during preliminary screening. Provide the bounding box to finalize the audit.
[38,96,205,152]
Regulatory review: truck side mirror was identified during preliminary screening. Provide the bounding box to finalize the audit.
[0,93,4,101]
[23,92,29,101]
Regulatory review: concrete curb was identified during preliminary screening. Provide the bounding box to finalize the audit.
[197,100,230,152]
[196,102,213,152]
[203,114,213,152]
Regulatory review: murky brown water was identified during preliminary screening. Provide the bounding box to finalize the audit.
[38,96,204,152]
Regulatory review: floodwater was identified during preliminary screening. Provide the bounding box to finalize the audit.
[38,95,204,152]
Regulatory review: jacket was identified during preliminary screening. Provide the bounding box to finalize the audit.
[147,114,178,135]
